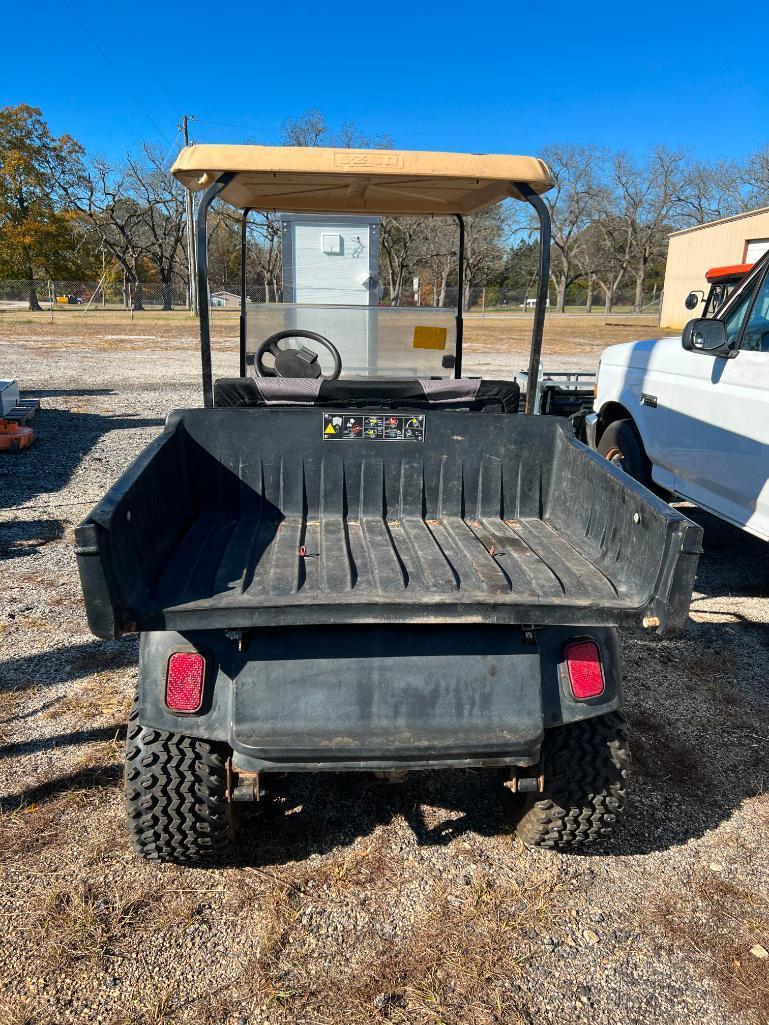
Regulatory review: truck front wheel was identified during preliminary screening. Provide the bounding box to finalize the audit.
[124,697,236,863]
[597,418,652,489]
[515,713,630,850]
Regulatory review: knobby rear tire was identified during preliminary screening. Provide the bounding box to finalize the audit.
[515,712,631,850]
[124,697,235,864]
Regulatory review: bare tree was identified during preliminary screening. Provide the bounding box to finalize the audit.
[251,213,282,301]
[538,144,602,312]
[206,207,241,293]
[280,109,330,147]
[413,217,457,305]
[743,145,769,208]
[617,148,685,312]
[588,198,635,315]
[675,158,746,225]
[380,216,428,305]
[125,145,187,310]
[65,157,148,308]
[462,207,506,309]
[573,228,600,313]
[280,109,393,150]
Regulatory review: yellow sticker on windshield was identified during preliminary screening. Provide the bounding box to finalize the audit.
[412,326,448,350]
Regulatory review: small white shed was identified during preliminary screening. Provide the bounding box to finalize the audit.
[280,214,380,305]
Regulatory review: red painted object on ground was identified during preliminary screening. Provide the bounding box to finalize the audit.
[0,419,34,452]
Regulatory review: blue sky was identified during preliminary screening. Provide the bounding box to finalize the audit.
[3,0,767,164]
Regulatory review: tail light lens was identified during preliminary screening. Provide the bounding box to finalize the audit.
[166,652,205,712]
[565,640,604,699]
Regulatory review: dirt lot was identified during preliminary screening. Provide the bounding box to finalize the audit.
[1,312,768,1025]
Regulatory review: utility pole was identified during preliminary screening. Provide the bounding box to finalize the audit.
[179,115,198,315]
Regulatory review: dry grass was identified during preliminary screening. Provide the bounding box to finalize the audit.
[647,867,769,1025]
[42,671,132,723]
[464,313,662,358]
[0,740,122,862]
[0,996,38,1025]
[0,308,662,360]
[222,853,564,1025]
[0,687,35,746]
[33,881,150,966]
[0,309,237,352]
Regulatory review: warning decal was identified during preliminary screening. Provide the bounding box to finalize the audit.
[322,413,425,441]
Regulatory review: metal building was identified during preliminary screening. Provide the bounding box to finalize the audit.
[661,206,769,329]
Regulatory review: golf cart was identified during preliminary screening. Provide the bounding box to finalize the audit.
[75,145,702,863]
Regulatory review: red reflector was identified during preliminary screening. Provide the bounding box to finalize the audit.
[565,641,604,699]
[166,652,205,712]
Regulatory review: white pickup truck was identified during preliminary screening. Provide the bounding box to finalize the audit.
[586,251,769,541]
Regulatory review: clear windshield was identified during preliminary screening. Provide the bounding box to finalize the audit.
[246,302,457,379]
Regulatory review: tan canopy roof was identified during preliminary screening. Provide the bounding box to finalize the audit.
[171,145,552,215]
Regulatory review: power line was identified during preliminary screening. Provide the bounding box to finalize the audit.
[62,0,173,147]
[106,0,182,119]
[194,118,277,134]
[159,129,183,167]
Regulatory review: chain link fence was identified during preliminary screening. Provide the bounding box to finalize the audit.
[0,279,662,317]
[0,279,190,311]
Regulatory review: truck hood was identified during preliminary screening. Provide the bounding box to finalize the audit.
[599,336,682,371]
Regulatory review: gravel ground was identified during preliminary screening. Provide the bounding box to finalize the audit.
[1,317,768,1025]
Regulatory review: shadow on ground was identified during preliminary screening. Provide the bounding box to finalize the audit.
[0,518,64,561]
[1,637,139,692]
[0,407,163,506]
[25,389,115,398]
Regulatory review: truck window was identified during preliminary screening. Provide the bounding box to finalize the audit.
[724,277,761,348]
[740,270,769,352]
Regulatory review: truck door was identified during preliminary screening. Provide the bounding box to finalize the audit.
[669,265,769,540]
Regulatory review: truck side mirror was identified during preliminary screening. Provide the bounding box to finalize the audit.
[684,291,702,310]
[681,317,731,357]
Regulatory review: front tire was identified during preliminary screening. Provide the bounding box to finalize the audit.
[597,418,652,489]
[515,713,631,850]
[124,697,236,864]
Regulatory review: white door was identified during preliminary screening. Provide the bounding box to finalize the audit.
[292,223,374,305]
[746,238,769,264]
[668,266,769,540]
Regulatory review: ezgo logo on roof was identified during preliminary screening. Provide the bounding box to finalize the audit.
[333,152,404,169]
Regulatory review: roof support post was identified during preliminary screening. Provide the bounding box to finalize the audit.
[514,182,551,413]
[454,214,465,378]
[239,208,251,378]
[196,173,236,407]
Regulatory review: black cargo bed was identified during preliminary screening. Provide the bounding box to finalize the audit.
[157,514,619,611]
[75,408,702,638]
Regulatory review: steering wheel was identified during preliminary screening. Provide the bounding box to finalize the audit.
[254,330,342,380]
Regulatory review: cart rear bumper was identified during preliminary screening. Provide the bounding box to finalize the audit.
[137,624,622,771]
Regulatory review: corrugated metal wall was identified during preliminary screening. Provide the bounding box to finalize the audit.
[661,209,769,330]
